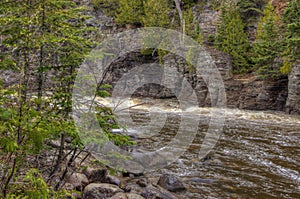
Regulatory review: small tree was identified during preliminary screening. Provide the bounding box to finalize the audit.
[143,0,171,28]
[183,8,203,43]
[215,3,251,72]
[253,1,282,78]
[0,0,93,196]
[115,0,144,25]
[281,0,300,74]
[237,0,266,25]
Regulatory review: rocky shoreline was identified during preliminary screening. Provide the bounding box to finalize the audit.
[62,155,188,199]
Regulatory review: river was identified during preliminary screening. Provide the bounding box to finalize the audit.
[100,97,300,198]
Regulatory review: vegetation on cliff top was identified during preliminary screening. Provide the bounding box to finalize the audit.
[94,0,299,77]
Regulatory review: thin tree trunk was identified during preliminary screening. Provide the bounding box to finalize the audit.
[2,157,17,197]
[37,3,46,111]
[174,0,185,39]
[49,132,66,179]
[174,0,183,22]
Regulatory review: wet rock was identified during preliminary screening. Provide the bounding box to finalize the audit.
[72,192,82,199]
[157,174,186,192]
[121,159,144,176]
[62,182,75,191]
[106,175,121,187]
[137,178,148,187]
[129,174,135,178]
[146,177,159,185]
[83,168,107,183]
[83,183,124,199]
[124,183,143,194]
[109,192,146,199]
[65,172,89,191]
[141,184,179,199]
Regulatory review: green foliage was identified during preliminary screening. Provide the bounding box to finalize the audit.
[138,0,171,61]
[0,0,93,196]
[186,46,197,72]
[108,167,118,176]
[92,0,119,16]
[22,169,50,198]
[115,0,172,28]
[106,133,136,146]
[6,169,76,199]
[115,0,144,25]
[0,85,82,156]
[6,169,50,198]
[215,3,251,72]
[0,0,95,115]
[208,0,223,10]
[143,0,171,28]
[237,0,266,25]
[95,106,136,147]
[253,1,282,78]
[280,56,293,74]
[207,34,215,44]
[282,0,300,71]
[158,49,169,65]
[96,84,112,97]
[91,0,102,9]
[183,8,203,43]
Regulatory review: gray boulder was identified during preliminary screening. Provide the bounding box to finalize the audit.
[141,184,178,199]
[157,174,186,192]
[65,172,89,191]
[106,175,121,187]
[109,192,145,199]
[83,168,108,183]
[83,183,124,199]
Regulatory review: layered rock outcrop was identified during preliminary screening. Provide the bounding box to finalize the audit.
[286,64,300,114]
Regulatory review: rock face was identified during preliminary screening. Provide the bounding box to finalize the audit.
[103,52,172,98]
[195,4,219,44]
[157,174,186,192]
[83,183,124,199]
[102,49,290,112]
[103,48,232,105]
[225,76,288,111]
[286,64,300,114]
[141,184,179,199]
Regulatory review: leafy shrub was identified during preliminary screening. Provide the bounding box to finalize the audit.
[207,34,215,44]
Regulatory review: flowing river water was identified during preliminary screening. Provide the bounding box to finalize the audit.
[100,97,300,198]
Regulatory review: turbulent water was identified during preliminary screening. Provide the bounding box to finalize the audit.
[100,97,300,198]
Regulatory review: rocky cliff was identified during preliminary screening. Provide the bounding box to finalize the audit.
[286,64,300,114]
[102,49,289,111]
[97,2,293,113]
